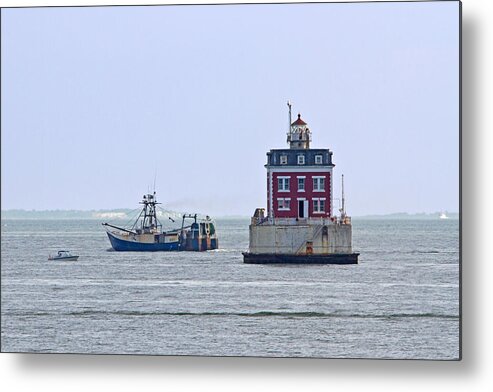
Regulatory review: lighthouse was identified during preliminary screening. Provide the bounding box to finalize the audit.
[267,111,334,220]
[243,103,359,264]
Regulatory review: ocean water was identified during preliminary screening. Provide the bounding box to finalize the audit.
[1,218,459,359]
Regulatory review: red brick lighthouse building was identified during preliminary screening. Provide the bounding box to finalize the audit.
[243,103,358,264]
[266,110,334,220]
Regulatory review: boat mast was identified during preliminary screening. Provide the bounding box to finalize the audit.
[140,192,160,230]
[142,196,148,230]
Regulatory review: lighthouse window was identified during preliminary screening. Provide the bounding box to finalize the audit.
[313,198,326,213]
[278,177,290,192]
[277,198,291,211]
[297,155,305,165]
[315,155,323,164]
[297,177,305,191]
[313,177,325,192]
[280,155,288,165]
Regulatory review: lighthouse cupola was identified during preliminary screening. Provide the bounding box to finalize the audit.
[287,113,311,149]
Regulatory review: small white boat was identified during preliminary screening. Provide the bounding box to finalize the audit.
[439,212,449,220]
[48,250,79,261]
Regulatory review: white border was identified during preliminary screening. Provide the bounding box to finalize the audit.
[2,1,492,392]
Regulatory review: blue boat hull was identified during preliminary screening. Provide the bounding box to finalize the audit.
[106,232,180,252]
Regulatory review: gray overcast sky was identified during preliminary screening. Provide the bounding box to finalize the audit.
[1,1,459,216]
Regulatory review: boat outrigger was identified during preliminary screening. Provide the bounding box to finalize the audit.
[102,192,218,252]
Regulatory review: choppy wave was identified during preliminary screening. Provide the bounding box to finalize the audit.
[361,249,458,255]
[5,310,459,319]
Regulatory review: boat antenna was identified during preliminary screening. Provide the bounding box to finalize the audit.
[153,167,157,194]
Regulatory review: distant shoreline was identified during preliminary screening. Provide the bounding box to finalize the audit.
[1,210,459,220]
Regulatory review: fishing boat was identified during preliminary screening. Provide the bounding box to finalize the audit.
[439,212,449,219]
[102,192,218,252]
[48,250,79,261]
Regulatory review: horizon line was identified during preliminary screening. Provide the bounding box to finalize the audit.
[1,208,460,216]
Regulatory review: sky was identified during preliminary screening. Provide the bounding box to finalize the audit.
[1,1,460,216]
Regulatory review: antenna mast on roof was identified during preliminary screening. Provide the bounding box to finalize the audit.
[287,100,292,133]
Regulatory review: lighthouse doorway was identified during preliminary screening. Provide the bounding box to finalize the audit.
[298,200,308,218]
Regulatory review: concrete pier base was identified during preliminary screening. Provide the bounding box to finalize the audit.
[242,252,359,264]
